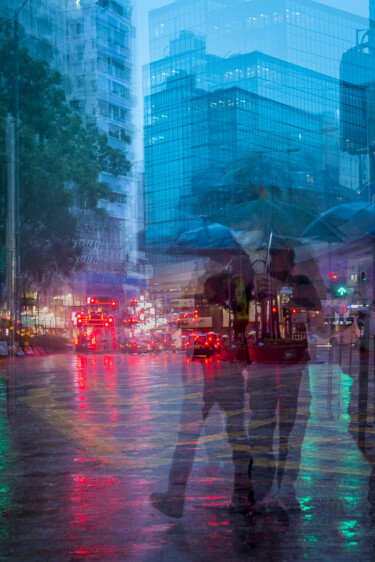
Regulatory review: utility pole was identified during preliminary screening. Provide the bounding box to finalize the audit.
[4,3,26,342]
[14,13,21,333]
[6,115,16,347]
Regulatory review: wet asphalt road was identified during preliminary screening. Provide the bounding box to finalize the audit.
[1,349,375,561]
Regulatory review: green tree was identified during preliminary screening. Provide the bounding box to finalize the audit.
[0,26,130,287]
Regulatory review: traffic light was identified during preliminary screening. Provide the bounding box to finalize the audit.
[360,271,366,283]
[282,308,290,320]
[336,285,347,298]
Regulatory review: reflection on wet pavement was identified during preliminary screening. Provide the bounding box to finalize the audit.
[1,351,375,560]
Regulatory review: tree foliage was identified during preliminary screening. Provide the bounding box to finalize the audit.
[0,26,131,287]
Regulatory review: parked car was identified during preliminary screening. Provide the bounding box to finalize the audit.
[153,332,174,352]
[125,338,150,354]
[308,316,361,347]
[207,332,222,353]
[186,333,214,358]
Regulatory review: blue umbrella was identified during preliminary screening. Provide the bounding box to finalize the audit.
[174,222,244,254]
[303,203,375,241]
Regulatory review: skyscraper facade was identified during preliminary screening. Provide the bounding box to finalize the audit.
[66,0,140,297]
[144,0,367,278]
[148,0,367,78]
[340,2,375,196]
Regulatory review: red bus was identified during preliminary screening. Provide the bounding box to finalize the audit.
[71,297,118,352]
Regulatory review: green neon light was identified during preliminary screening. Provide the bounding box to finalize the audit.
[336,286,347,297]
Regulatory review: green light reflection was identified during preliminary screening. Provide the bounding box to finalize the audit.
[0,378,14,540]
[339,520,358,540]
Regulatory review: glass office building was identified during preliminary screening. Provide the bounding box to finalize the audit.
[148,0,367,78]
[339,12,375,196]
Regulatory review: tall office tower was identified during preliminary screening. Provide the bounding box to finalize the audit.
[144,41,343,275]
[144,0,366,287]
[66,0,140,298]
[0,0,140,301]
[148,0,367,78]
[340,0,375,196]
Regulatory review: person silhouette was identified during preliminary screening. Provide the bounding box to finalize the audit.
[150,268,253,517]
[247,247,322,510]
[150,358,252,517]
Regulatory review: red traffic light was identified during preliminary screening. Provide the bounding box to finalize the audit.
[329,273,337,280]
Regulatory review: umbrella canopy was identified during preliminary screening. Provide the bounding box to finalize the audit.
[315,202,371,226]
[302,202,375,242]
[211,198,318,239]
[174,222,244,254]
[340,203,375,238]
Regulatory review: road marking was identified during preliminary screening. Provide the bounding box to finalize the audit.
[20,389,135,469]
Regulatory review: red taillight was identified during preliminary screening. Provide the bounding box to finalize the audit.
[108,317,114,324]
[292,309,297,314]
[204,342,209,346]
[163,339,167,343]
